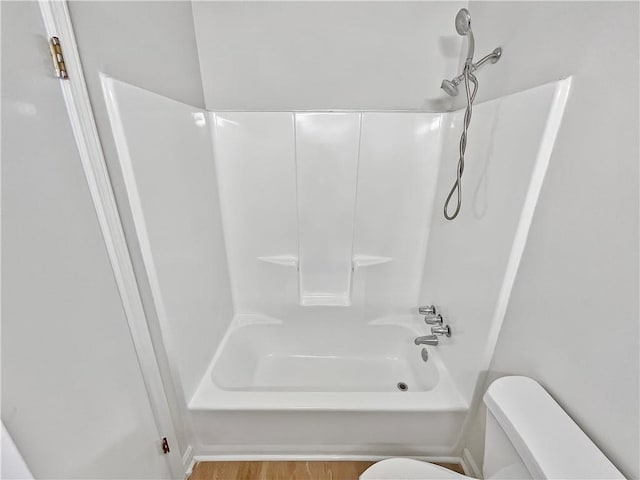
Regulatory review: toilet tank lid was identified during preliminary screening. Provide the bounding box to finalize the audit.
[483,376,624,480]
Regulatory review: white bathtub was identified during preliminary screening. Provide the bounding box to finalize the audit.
[212,323,438,393]
[190,315,466,411]
[188,315,468,456]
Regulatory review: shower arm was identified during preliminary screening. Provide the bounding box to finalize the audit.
[474,48,502,70]
[453,47,502,85]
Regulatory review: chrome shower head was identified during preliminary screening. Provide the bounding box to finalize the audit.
[441,79,460,97]
[455,8,472,35]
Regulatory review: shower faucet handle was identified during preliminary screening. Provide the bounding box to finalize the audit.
[418,305,437,316]
[431,325,452,337]
[424,314,444,326]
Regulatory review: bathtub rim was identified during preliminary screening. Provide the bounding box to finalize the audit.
[189,313,468,412]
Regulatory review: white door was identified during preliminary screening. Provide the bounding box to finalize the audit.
[1,2,177,478]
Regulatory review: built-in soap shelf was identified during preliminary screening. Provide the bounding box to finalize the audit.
[300,295,351,307]
[257,255,392,270]
[257,255,299,268]
[352,255,392,269]
[258,254,392,307]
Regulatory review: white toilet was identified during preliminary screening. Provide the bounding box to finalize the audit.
[361,376,624,479]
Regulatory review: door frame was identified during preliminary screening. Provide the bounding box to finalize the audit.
[37,1,185,477]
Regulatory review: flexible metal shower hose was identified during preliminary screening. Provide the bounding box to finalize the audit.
[444,65,478,220]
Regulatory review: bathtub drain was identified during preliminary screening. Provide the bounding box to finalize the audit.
[397,382,408,391]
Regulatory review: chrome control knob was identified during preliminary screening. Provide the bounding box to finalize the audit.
[424,314,443,325]
[431,325,451,337]
[418,305,436,316]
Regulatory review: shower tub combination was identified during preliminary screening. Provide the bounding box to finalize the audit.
[103,68,570,458]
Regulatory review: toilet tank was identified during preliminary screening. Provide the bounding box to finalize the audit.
[482,376,624,480]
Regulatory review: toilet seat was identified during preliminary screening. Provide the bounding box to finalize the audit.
[360,458,472,480]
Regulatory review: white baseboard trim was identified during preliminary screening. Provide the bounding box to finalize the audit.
[461,448,481,478]
[192,453,463,463]
[183,445,195,477]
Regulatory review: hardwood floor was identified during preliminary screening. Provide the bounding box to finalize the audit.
[190,461,465,480]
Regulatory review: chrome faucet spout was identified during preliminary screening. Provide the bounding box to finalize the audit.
[414,335,439,346]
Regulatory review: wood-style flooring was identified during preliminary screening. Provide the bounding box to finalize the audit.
[190,461,465,480]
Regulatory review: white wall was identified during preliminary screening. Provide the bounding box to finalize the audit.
[1,2,172,478]
[68,1,205,108]
[463,3,639,478]
[192,1,466,110]
[68,0,207,456]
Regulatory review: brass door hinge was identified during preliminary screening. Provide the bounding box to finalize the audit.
[161,437,170,454]
[48,36,68,79]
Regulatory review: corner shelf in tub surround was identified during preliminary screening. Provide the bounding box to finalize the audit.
[258,255,299,268]
[352,255,392,268]
[258,254,393,307]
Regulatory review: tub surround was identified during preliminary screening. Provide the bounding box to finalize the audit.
[211,111,441,314]
[103,76,569,458]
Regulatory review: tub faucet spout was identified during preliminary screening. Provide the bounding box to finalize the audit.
[414,335,439,346]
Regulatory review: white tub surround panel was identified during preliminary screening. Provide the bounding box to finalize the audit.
[102,77,233,402]
[354,114,442,316]
[213,112,444,317]
[420,80,571,405]
[211,112,299,316]
[295,113,362,306]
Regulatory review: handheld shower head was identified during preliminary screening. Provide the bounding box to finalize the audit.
[440,8,503,221]
[441,79,459,97]
[455,8,475,66]
[455,8,472,35]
